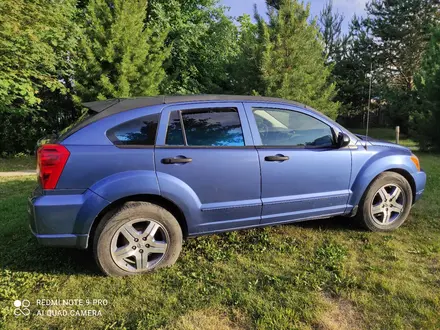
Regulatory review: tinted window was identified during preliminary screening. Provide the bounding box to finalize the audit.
[107,114,159,146]
[166,108,245,147]
[166,111,185,145]
[253,108,334,147]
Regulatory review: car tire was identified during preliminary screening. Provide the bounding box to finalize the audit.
[93,202,182,276]
[356,172,413,232]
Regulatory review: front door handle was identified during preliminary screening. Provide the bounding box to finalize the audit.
[265,155,289,162]
[161,157,192,164]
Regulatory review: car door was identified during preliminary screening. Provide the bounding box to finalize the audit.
[244,103,352,225]
[155,102,262,234]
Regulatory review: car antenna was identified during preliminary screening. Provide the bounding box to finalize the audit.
[365,17,373,151]
[365,61,373,150]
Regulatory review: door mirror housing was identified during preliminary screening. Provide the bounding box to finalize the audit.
[337,132,350,148]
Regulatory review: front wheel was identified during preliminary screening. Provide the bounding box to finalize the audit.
[93,202,183,276]
[356,172,413,232]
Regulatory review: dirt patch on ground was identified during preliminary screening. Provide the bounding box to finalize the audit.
[315,294,364,330]
[163,308,249,330]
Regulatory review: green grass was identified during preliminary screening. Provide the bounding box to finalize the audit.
[348,127,419,149]
[1,154,439,329]
[0,155,35,172]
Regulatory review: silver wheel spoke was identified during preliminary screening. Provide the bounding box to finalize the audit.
[389,186,402,201]
[378,187,388,202]
[382,209,392,224]
[372,204,383,215]
[148,241,167,254]
[142,222,160,238]
[135,252,149,270]
[121,224,139,242]
[390,202,403,213]
[114,245,135,258]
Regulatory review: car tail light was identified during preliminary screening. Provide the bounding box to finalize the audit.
[37,144,70,189]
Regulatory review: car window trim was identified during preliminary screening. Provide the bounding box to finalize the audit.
[178,110,189,146]
[155,145,257,149]
[164,107,247,148]
[251,107,337,148]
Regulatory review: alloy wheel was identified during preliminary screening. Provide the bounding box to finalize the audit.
[370,184,405,225]
[110,218,169,272]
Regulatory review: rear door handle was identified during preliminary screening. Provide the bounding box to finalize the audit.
[265,155,289,162]
[161,157,192,164]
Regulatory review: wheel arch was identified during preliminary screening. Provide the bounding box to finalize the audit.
[349,156,417,209]
[88,194,188,249]
[386,168,416,203]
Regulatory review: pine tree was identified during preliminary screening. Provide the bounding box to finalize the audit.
[367,0,438,91]
[229,15,265,95]
[413,26,440,149]
[75,0,169,101]
[365,0,439,131]
[319,0,344,63]
[261,0,340,118]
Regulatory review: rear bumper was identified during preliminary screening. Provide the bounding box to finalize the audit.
[29,225,88,248]
[412,170,426,203]
[28,188,109,249]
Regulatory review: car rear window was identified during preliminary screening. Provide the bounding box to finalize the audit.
[106,113,159,146]
[166,108,245,147]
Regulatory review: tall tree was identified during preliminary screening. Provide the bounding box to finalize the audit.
[75,0,169,101]
[367,0,438,91]
[365,0,439,131]
[0,0,78,112]
[229,15,265,95]
[260,0,340,118]
[148,0,238,94]
[412,26,440,149]
[319,0,344,63]
[332,16,377,121]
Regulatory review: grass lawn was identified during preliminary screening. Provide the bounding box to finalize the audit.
[0,155,35,172]
[0,131,438,329]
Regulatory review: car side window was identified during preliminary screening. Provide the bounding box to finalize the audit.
[107,113,159,146]
[166,108,245,147]
[253,108,334,147]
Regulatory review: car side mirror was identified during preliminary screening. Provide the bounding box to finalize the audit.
[337,132,350,148]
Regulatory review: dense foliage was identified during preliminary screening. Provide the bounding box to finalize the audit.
[413,26,440,150]
[75,0,169,101]
[0,0,439,155]
[261,0,340,118]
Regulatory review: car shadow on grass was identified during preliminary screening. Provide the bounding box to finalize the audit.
[292,215,361,232]
[0,234,103,276]
[1,216,361,277]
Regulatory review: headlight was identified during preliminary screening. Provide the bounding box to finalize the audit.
[410,154,421,171]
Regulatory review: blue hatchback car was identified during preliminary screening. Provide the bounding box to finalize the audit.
[29,95,426,276]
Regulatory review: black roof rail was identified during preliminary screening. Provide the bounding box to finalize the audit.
[60,94,315,141]
[81,94,308,115]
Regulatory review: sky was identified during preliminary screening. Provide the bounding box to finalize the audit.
[219,0,368,33]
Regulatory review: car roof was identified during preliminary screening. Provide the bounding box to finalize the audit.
[82,94,311,115]
[60,95,326,142]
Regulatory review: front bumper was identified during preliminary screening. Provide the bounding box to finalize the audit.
[28,188,109,249]
[412,170,427,203]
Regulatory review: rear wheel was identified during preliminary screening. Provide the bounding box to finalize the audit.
[356,172,413,232]
[93,202,182,276]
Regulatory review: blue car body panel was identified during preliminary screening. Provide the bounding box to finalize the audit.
[155,102,262,234]
[243,102,352,224]
[28,97,427,249]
